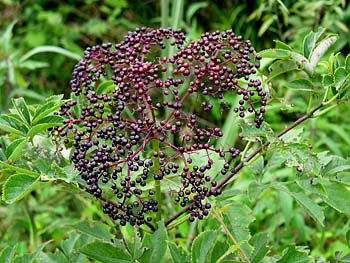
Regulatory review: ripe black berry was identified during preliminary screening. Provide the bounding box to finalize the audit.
[54,27,267,227]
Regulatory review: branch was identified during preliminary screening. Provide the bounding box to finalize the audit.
[164,102,324,227]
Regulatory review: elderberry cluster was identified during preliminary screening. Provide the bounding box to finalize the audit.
[54,27,266,227]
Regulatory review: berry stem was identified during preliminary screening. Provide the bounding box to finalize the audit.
[152,139,162,223]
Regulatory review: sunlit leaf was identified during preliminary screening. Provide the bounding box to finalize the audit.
[0,114,25,135]
[2,20,17,54]
[309,35,338,73]
[28,115,64,138]
[259,48,290,59]
[258,16,276,37]
[334,67,347,90]
[32,95,65,123]
[20,45,81,62]
[0,161,40,176]
[12,97,31,126]
[2,173,40,204]
[5,137,28,161]
[274,40,293,51]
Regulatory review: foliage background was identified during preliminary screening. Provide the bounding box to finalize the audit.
[0,0,350,262]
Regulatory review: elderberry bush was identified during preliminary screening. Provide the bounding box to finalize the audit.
[54,27,267,227]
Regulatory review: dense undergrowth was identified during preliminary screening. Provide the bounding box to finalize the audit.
[0,1,350,262]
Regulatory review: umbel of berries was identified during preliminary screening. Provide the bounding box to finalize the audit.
[54,27,266,228]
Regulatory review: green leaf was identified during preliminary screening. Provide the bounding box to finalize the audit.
[71,221,113,241]
[302,28,325,59]
[249,233,269,263]
[341,253,350,263]
[2,20,17,54]
[209,240,229,263]
[0,114,26,135]
[18,60,49,70]
[20,45,81,62]
[96,80,117,95]
[220,203,255,257]
[346,229,350,247]
[345,54,350,72]
[127,230,144,261]
[28,115,64,138]
[167,241,188,263]
[5,137,28,161]
[61,231,80,257]
[14,241,50,263]
[258,16,275,37]
[186,2,208,22]
[286,79,313,91]
[248,182,266,201]
[279,191,294,225]
[0,161,40,176]
[258,48,290,59]
[273,183,324,226]
[277,246,311,263]
[12,97,31,126]
[303,31,316,59]
[139,221,167,263]
[289,191,325,226]
[322,156,350,176]
[191,230,218,263]
[334,67,347,90]
[274,40,293,51]
[268,60,300,81]
[321,181,350,216]
[32,95,65,123]
[0,245,16,263]
[309,35,338,73]
[322,74,334,89]
[2,173,40,204]
[10,88,46,103]
[240,121,274,141]
[246,156,264,178]
[37,250,69,263]
[79,241,131,263]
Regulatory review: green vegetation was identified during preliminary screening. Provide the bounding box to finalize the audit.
[1,1,350,262]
